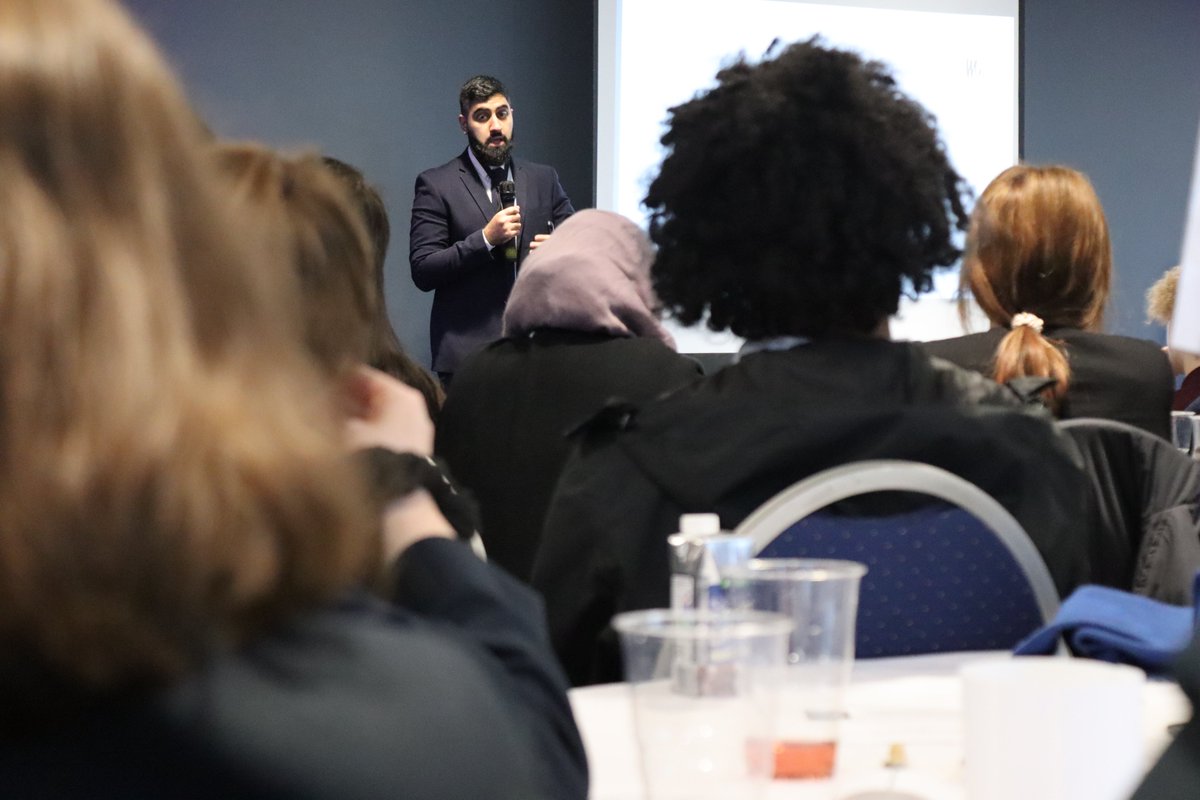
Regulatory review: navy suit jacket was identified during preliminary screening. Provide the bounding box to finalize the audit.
[409,150,575,373]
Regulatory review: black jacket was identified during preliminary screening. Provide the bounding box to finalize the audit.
[437,328,702,582]
[1058,418,1200,603]
[532,339,1100,686]
[922,327,1174,440]
[3,540,588,799]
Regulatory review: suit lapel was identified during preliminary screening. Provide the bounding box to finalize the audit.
[456,150,493,226]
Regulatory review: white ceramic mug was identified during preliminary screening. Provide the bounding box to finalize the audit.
[962,657,1145,800]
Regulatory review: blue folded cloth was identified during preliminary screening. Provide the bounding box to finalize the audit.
[1015,576,1200,676]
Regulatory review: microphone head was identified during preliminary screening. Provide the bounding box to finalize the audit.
[497,180,516,206]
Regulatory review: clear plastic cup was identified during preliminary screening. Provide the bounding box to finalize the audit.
[725,559,867,783]
[613,609,792,800]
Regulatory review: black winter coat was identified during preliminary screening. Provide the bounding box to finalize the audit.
[532,339,1101,686]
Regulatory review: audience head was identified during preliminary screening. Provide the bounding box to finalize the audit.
[321,156,391,280]
[215,144,376,381]
[320,155,445,418]
[0,0,373,708]
[644,38,968,341]
[502,209,675,347]
[1147,265,1189,374]
[961,164,1112,409]
[1147,265,1180,328]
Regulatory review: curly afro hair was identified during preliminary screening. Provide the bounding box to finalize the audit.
[645,38,969,339]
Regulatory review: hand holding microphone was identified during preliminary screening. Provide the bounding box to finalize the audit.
[496,180,519,262]
[484,201,522,256]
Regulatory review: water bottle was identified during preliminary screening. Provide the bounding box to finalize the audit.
[668,513,752,610]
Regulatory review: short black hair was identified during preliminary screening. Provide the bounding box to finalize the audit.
[645,38,969,339]
[459,74,507,115]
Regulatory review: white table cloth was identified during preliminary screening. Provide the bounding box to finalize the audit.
[569,651,1191,800]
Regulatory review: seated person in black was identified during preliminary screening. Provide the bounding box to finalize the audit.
[531,39,1101,687]
[436,209,701,582]
[922,165,1172,439]
[321,155,447,423]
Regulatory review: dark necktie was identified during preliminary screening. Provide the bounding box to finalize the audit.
[487,166,507,208]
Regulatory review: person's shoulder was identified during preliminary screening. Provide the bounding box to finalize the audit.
[236,590,547,718]
[237,595,480,671]
[418,151,471,181]
[513,157,559,176]
[554,379,698,468]
[605,334,699,361]
[439,338,522,394]
[918,330,1002,376]
[563,357,761,446]
[587,338,703,394]
[464,335,524,362]
[1058,330,1172,372]
[512,155,551,168]
[920,330,1000,354]
[1062,329,1166,354]
[190,599,548,799]
[917,350,1030,410]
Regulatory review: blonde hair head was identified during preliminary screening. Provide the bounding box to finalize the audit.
[215,143,377,380]
[1146,266,1180,326]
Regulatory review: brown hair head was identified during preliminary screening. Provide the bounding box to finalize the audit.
[216,144,377,380]
[319,155,445,418]
[0,0,373,706]
[960,165,1113,410]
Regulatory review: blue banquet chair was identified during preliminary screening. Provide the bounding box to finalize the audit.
[734,459,1060,658]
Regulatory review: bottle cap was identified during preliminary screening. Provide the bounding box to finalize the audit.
[678,513,721,537]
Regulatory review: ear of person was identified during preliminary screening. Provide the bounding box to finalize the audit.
[344,365,434,456]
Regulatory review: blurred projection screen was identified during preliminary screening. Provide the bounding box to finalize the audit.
[596,0,1021,351]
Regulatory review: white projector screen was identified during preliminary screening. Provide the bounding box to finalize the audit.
[596,0,1020,351]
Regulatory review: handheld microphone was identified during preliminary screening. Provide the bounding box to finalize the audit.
[497,180,518,262]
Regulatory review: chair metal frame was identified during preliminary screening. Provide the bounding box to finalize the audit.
[734,459,1061,624]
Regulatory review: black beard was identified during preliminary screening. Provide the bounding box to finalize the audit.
[470,135,513,168]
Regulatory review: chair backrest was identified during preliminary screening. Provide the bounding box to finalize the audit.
[1057,417,1200,604]
[734,459,1061,658]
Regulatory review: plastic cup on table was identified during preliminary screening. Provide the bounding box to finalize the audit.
[613,608,791,800]
[724,559,867,786]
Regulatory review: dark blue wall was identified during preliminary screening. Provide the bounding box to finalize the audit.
[124,0,1199,360]
[1023,0,1200,340]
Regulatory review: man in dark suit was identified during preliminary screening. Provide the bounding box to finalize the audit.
[410,75,575,381]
